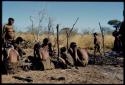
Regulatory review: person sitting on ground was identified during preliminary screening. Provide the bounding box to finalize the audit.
[40,38,50,60]
[60,47,74,68]
[14,37,26,58]
[68,42,84,67]
[33,38,55,70]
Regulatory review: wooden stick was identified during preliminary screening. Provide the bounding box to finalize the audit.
[69,17,79,36]
[56,24,60,61]
[66,30,69,50]
[99,22,105,56]
[66,17,79,50]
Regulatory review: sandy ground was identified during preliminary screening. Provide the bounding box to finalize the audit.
[2,65,123,84]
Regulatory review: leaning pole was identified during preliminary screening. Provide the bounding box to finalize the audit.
[56,24,60,61]
[99,22,105,57]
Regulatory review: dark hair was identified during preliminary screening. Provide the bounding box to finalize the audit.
[43,38,49,45]
[60,47,66,53]
[70,42,77,48]
[15,37,24,44]
[93,32,98,36]
[8,18,14,22]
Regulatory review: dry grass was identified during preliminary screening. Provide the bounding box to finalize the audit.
[15,32,114,50]
[2,65,123,84]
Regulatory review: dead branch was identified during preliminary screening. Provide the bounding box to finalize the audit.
[56,24,60,60]
[69,17,79,36]
[30,16,36,41]
[99,22,105,56]
[66,17,79,49]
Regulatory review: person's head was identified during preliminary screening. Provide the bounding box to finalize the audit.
[70,42,77,49]
[43,38,49,46]
[93,32,98,37]
[15,37,25,44]
[60,47,66,53]
[8,17,14,25]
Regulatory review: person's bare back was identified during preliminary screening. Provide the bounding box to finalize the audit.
[8,48,19,63]
[77,48,89,66]
[39,46,49,60]
[94,36,101,45]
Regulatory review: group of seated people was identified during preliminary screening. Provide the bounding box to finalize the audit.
[2,35,89,74]
[1,17,89,74]
[33,38,89,70]
[2,18,26,74]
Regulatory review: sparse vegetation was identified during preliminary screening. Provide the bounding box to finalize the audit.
[15,32,114,50]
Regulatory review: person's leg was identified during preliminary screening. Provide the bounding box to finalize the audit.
[18,48,25,57]
[121,38,125,56]
[97,44,102,56]
[94,44,98,55]
[94,45,97,63]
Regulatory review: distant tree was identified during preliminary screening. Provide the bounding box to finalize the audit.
[47,16,55,37]
[28,9,47,41]
[60,27,78,35]
[101,27,113,34]
[81,28,96,35]
[28,9,56,41]
[37,9,47,40]
[82,29,91,35]
[29,16,36,40]
[60,27,70,34]
[108,19,122,30]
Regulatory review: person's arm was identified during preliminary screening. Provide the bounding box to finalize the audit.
[119,22,124,36]
[2,25,7,34]
[2,25,7,42]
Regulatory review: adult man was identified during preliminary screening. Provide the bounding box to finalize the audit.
[2,26,20,74]
[93,32,102,56]
[119,22,125,49]
[33,38,55,70]
[119,10,125,56]
[60,47,74,68]
[2,18,22,74]
[68,42,87,66]
[112,29,122,52]
[2,18,15,41]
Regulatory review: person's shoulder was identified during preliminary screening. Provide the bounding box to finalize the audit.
[121,21,124,26]
[97,35,101,38]
[3,24,8,27]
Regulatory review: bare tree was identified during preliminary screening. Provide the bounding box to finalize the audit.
[81,28,96,35]
[99,22,105,56]
[65,17,79,50]
[37,9,47,41]
[29,16,36,41]
[47,16,54,38]
[28,9,47,41]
